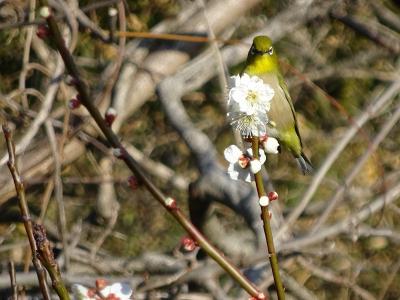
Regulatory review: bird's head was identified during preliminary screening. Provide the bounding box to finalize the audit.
[245,35,279,74]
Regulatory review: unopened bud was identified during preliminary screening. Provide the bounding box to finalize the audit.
[248,293,266,300]
[181,236,197,252]
[95,279,107,290]
[36,24,50,39]
[127,176,139,190]
[87,289,96,298]
[39,6,51,19]
[105,107,117,127]
[263,137,280,154]
[268,191,278,201]
[259,196,269,207]
[68,98,81,109]
[112,147,124,158]
[250,159,262,174]
[108,7,118,17]
[165,197,177,210]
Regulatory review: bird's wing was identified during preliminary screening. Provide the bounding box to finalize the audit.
[277,73,304,147]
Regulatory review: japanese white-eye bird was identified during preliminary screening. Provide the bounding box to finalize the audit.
[242,35,313,174]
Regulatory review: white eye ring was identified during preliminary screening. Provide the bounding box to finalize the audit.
[268,47,273,55]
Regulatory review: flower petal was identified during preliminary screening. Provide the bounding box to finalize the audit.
[72,284,95,300]
[102,283,133,299]
[229,88,247,104]
[224,145,243,163]
[250,159,262,174]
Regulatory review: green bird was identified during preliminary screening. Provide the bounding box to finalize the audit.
[242,35,313,174]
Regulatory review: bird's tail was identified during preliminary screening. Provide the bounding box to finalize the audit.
[296,152,313,175]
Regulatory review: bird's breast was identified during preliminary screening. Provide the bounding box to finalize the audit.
[259,74,295,137]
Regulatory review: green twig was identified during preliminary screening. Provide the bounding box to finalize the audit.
[252,137,285,300]
[38,2,265,299]
[2,124,52,300]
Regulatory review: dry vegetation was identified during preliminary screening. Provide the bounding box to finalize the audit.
[0,0,399,299]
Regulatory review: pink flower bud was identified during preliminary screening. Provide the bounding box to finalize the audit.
[87,288,96,297]
[96,278,107,290]
[268,191,278,201]
[181,236,197,252]
[68,98,81,109]
[127,176,139,190]
[248,294,266,300]
[165,197,177,210]
[105,107,117,127]
[36,25,50,39]
[106,294,120,300]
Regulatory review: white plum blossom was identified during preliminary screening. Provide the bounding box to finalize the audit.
[224,145,266,182]
[227,73,274,137]
[72,282,133,300]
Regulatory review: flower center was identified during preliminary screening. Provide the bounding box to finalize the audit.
[246,90,258,103]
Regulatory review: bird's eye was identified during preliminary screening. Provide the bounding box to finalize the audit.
[268,46,273,55]
[250,45,256,55]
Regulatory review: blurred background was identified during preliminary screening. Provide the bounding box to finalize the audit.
[0,0,399,299]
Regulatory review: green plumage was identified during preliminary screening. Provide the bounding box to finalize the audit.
[242,36,313,174]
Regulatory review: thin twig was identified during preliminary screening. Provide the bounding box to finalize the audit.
[277,79,400,240]
[117,31,242,44]
[90,208,119,260]
[45,120,69,271]
[252,138,285,300]
[282,181,400,251]
[38,179,55,223]
[297,257,375,300]
[18,0,37,109]
[0,57,64,168]
[312,100,400,232]
[2,124,51,300]
[8,260,18,300]
[377,257,400,300]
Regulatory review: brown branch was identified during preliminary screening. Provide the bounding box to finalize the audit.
[2,124,51,300]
